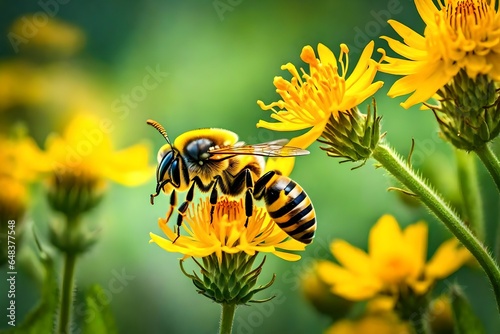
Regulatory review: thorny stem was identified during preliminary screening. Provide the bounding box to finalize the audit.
[373,143,500,312]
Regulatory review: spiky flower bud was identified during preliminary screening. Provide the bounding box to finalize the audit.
[319,101,382,163]
[431,70,500,151]
[180,253,275,305]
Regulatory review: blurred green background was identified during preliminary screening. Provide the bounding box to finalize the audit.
[0,0,499,333]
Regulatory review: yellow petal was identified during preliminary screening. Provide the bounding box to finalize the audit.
[317,43,337,67]
[288,122,326,149]
[345,41,374,89]
[402,221,428,275]
[264,122,325,176]
[426,239,471,279]
[369,214,403,259]
[316,261,381,300]
[380,36,427,61]
[256,119,312,132]
[63,113,112,155]
[414,0,439,26]
[265,157,295,176]
[272,251,301,261]
[331,240,372,275]
[104,142,154,186]
[316,260,354,285]
[387,19,426,50]
[330,278,381,300]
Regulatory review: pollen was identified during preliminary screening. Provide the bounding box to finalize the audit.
[447,0,489,32]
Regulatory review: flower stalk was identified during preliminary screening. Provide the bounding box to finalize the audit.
[219,303,236,334]
[408,310,429,334]
[475,143,500,193]
[56,215,80,334]
[58,251,77,334]
[455,149,485,240]
[372,143,500,311]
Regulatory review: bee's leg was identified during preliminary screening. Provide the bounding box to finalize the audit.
[150,179,170,205]
[243,169,254,227]
[173,182,196,243]
[165,190,177,223]
[253,171,277,200]
[209,177,221,224]
[251,170,278,226]
[227,168,256,227]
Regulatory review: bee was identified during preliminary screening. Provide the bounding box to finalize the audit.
[147,119,316,244]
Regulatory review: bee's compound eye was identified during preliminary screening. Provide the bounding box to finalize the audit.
[157,143,172,163]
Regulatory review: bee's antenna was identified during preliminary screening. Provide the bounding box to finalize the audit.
[147,119,172,145]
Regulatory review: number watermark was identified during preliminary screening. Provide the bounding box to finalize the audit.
[6,220,16,327]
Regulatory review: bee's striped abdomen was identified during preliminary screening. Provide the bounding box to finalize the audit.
[265,177,316,244]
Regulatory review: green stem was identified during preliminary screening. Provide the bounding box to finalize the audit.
[408,311,429,334]
[475,143,500,193]
[219,303,236,334]
[496,218,500,267]
[57,215,81,334]
[58,251,77,334]
[455,149,485,240]
[372,143,500,312]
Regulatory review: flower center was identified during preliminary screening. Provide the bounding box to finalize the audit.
[211,198,245,225]
[445,0,492,39]
[299,45,349,116]
[377,256,413,285]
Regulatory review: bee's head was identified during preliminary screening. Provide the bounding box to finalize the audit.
[174,128,239,164]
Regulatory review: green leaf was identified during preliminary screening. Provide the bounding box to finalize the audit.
[82,284,118,334]
[450,286,485,334]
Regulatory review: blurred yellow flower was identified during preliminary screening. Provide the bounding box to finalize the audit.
[0,176,29,265]
[317,215,471,306]
[150,197,306,263]
[428,295,455,334]
[0,177,28,223]
[325,312,411,334]
[0,61,46,112]
[45,113,153,187]
[257,42,383,173]
[44,113,153,218]
[0,134,48,263]
[9,15,85,56]
[301,263,354,319]
[380,0,500,109]
[0,134,50,182]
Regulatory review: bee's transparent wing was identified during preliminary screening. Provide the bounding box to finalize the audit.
[208,139,309,157]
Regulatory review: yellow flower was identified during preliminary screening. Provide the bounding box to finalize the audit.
[325,312,411,334]
[46,113,153,187]
[257,42,383,173]
[380,0,500,109]
[317,215,471,306]
[150,197,306,262]
[0,134,47,264]
[0,134,50,182]
[44,113,153,219]
[0,176,28,222]
[9,15,85,56]
[151,197,305,304]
